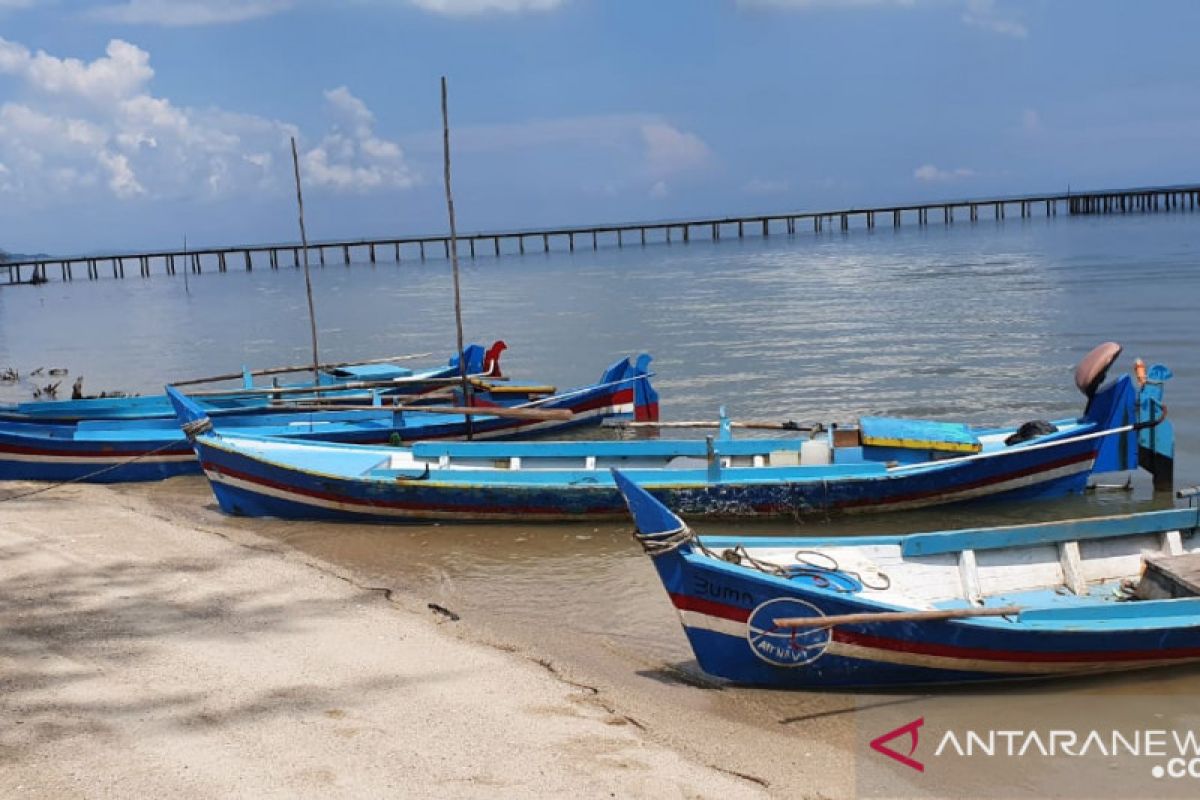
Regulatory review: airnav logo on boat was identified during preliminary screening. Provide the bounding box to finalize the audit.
[869,719,1200,779]
[745,598,831,666]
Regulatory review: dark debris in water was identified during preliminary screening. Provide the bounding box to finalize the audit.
[427,602,460,622]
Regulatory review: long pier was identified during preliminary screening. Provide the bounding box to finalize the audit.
[4,183,1198,284]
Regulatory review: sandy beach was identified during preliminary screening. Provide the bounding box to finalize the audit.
[0,482,819,799]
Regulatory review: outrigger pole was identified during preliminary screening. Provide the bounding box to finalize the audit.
[441,76,473,440]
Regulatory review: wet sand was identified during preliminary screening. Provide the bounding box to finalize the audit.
[0,483,803,799]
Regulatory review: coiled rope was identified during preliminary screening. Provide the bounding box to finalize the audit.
[634,524,890,592]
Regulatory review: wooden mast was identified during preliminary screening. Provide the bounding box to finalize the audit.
[441,76,473,439]
[290,136,321,385]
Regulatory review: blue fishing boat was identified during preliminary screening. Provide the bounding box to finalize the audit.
[168,346,1172,522]
[0,355,657,483]
[0,341,507,423]
[614,470,1200,688]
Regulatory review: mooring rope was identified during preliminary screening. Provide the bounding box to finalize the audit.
[181,417,214,438]
[0,437,190,503]
[635,523,697,556]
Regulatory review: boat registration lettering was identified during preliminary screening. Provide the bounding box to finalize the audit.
[692,575,753,607]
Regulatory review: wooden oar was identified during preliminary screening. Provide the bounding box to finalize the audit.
[265,403,574,421]
[604,419,818,432]
[475,383,555,395]
[182,373,502,398]
[278,382,555,403]
[773,605,1022,629]
[170,352,435,387]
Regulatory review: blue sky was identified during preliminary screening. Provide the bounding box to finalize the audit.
[0,0,1197,254]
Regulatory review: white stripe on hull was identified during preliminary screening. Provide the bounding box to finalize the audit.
[206,470,581,521]
[675,609,1197,675]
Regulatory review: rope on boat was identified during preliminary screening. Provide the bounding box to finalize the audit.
[0,437,190,504]
[634,523,697,556]
[181,417,214,439]
[633,524,890,592]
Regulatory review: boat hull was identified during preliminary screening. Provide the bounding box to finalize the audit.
[190,424,1102,522]
[0,357,652,483]
[611,469,1200,689]
[654,558,1200,689]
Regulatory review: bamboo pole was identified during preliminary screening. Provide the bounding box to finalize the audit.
[266,403,573,421]
[268,381,552,404]
[290,136,320,385]
[182,372,495,398]
[773,605,1022,630]
[170,352,435,387]
[441,76,473,440]
[603,420,818,432]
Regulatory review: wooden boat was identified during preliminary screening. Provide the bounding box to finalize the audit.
[0,342,507,423]
[614,470,1200,688]
[0,355,657,483]
[168,349,1171,522]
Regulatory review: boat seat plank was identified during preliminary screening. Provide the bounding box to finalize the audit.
[1136,553,1200,600]
[901,508,1200,557]
[1058,541,1087,595]
[958,549,982,605]
[859,416,981,454]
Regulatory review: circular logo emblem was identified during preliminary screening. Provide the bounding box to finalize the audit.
[746,597,831,667]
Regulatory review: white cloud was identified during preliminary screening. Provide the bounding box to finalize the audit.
[89,0,295,27]
[324,86,374,138]
[962,0,1026,38]
[97,150,145,197]
[0,37,154,103]
[640,121,712,176]
[301,86,417,193]
[407,0,566,15]
[649,180,669,198]
[913,163,975,182]
[0,36,417,203]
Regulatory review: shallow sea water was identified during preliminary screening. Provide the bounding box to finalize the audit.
[3,211,1199,794]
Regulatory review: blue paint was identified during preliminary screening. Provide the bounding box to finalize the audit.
[859,415,980,452]
[0,354,656,483]
[899,507,1200,556]
[0,344,491,423]
[613,471,1200,689]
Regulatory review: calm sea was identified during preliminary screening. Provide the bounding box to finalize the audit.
[2,211,1198,792]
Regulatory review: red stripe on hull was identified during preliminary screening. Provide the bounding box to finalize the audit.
[0,442,193,459]
[834,628,1200,664]
[669,592,750,622]
[665,593,1200,666]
